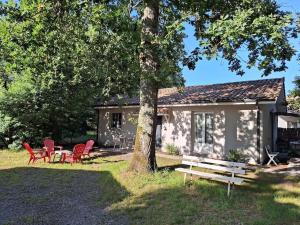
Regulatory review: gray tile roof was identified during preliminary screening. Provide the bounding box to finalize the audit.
[97,78,284,107]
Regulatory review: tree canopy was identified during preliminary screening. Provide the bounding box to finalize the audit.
[0,0,139,146]
[287,76,300,112]
[0,0,184,148]
[129,0,298,172]
[0,0,298,160]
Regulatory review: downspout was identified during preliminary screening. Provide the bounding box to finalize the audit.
[256,100,261,164]
[270,110,274,152]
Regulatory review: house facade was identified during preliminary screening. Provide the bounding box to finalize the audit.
[95,78,287,164]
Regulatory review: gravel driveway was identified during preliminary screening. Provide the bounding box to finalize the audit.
[0,167,128,225]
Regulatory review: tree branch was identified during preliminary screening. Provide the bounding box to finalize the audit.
[128,0,142,15]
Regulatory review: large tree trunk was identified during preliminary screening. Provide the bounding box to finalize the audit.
[129,0,159,172]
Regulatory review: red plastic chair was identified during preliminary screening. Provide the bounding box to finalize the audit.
[23,143,47,165]
[62,143,85,165]
[43,138,63,162]
[83,140,94,158]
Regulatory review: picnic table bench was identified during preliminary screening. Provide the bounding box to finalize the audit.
[175,155,247,196]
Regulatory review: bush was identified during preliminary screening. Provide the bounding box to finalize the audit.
[165,144,179,155]
[226,149,246,163]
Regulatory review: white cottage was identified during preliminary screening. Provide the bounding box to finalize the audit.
[95,78,287,164]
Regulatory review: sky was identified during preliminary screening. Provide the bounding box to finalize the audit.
[182,0,300,93]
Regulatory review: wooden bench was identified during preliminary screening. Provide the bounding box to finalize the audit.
[175,155,247,196]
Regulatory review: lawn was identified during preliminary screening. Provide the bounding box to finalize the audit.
[0,150,299,225]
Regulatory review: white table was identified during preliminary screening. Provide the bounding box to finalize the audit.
[54,150,72,162]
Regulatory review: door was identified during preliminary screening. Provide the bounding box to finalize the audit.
[156,116,163,147]
[194,112,214,154]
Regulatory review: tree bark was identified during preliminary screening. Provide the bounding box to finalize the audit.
[129,0,159,172]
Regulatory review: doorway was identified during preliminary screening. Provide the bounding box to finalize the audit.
[156,116,163,147]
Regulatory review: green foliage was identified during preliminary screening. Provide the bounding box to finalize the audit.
[0,0,298,150]
[130,0,297,171]
[0,1,186,148]
[226,149,246,163]
[175,0,297,76]
[0,0,142,147]
[288,76,300,112]
[0,112,13,135]
[165,144,179,155]
[0,112,24,149]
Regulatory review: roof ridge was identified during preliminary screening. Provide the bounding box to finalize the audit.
[96,77,284,107]
[159,77,284,91]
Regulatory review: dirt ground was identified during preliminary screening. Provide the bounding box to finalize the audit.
[0,150,130,225]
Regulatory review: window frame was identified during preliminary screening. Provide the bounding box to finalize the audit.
[194,112,214,145]
[111,113,122,128]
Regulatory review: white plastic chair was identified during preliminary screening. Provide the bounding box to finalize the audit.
[113,135,126,150]
[126,137,135,150]
[113,136,120,150]
[265,145,279,166]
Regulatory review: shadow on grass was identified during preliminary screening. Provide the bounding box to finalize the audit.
[82,150,129,162]
[1,165,299,225]
[0,167,130,225]
[109,171,300,225]
[82,159,125,165]
[158,164,187,171]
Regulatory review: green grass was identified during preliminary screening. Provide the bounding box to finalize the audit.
[0,150,299,225]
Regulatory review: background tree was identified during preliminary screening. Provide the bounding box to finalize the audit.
[130,0,297,172]
[0,0,141,147]
[0,0,184,148]
[287,76,300,111]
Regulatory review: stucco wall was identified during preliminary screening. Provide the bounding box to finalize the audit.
[98,108,138,146]
[159,105,259,164]
[188,103,278,164]
[97,103,276,164]
[259,103,276,162]
[161,109,192,155]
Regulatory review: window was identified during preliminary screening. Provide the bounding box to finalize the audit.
[111,113,122,128]
[195,113,214,144]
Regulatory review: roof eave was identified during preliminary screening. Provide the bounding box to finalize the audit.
[94,99,276,109]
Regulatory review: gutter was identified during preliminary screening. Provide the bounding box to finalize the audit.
[94,100,276,109]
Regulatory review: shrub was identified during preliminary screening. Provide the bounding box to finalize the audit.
[165,144,179,155]
[226,149,246,163]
